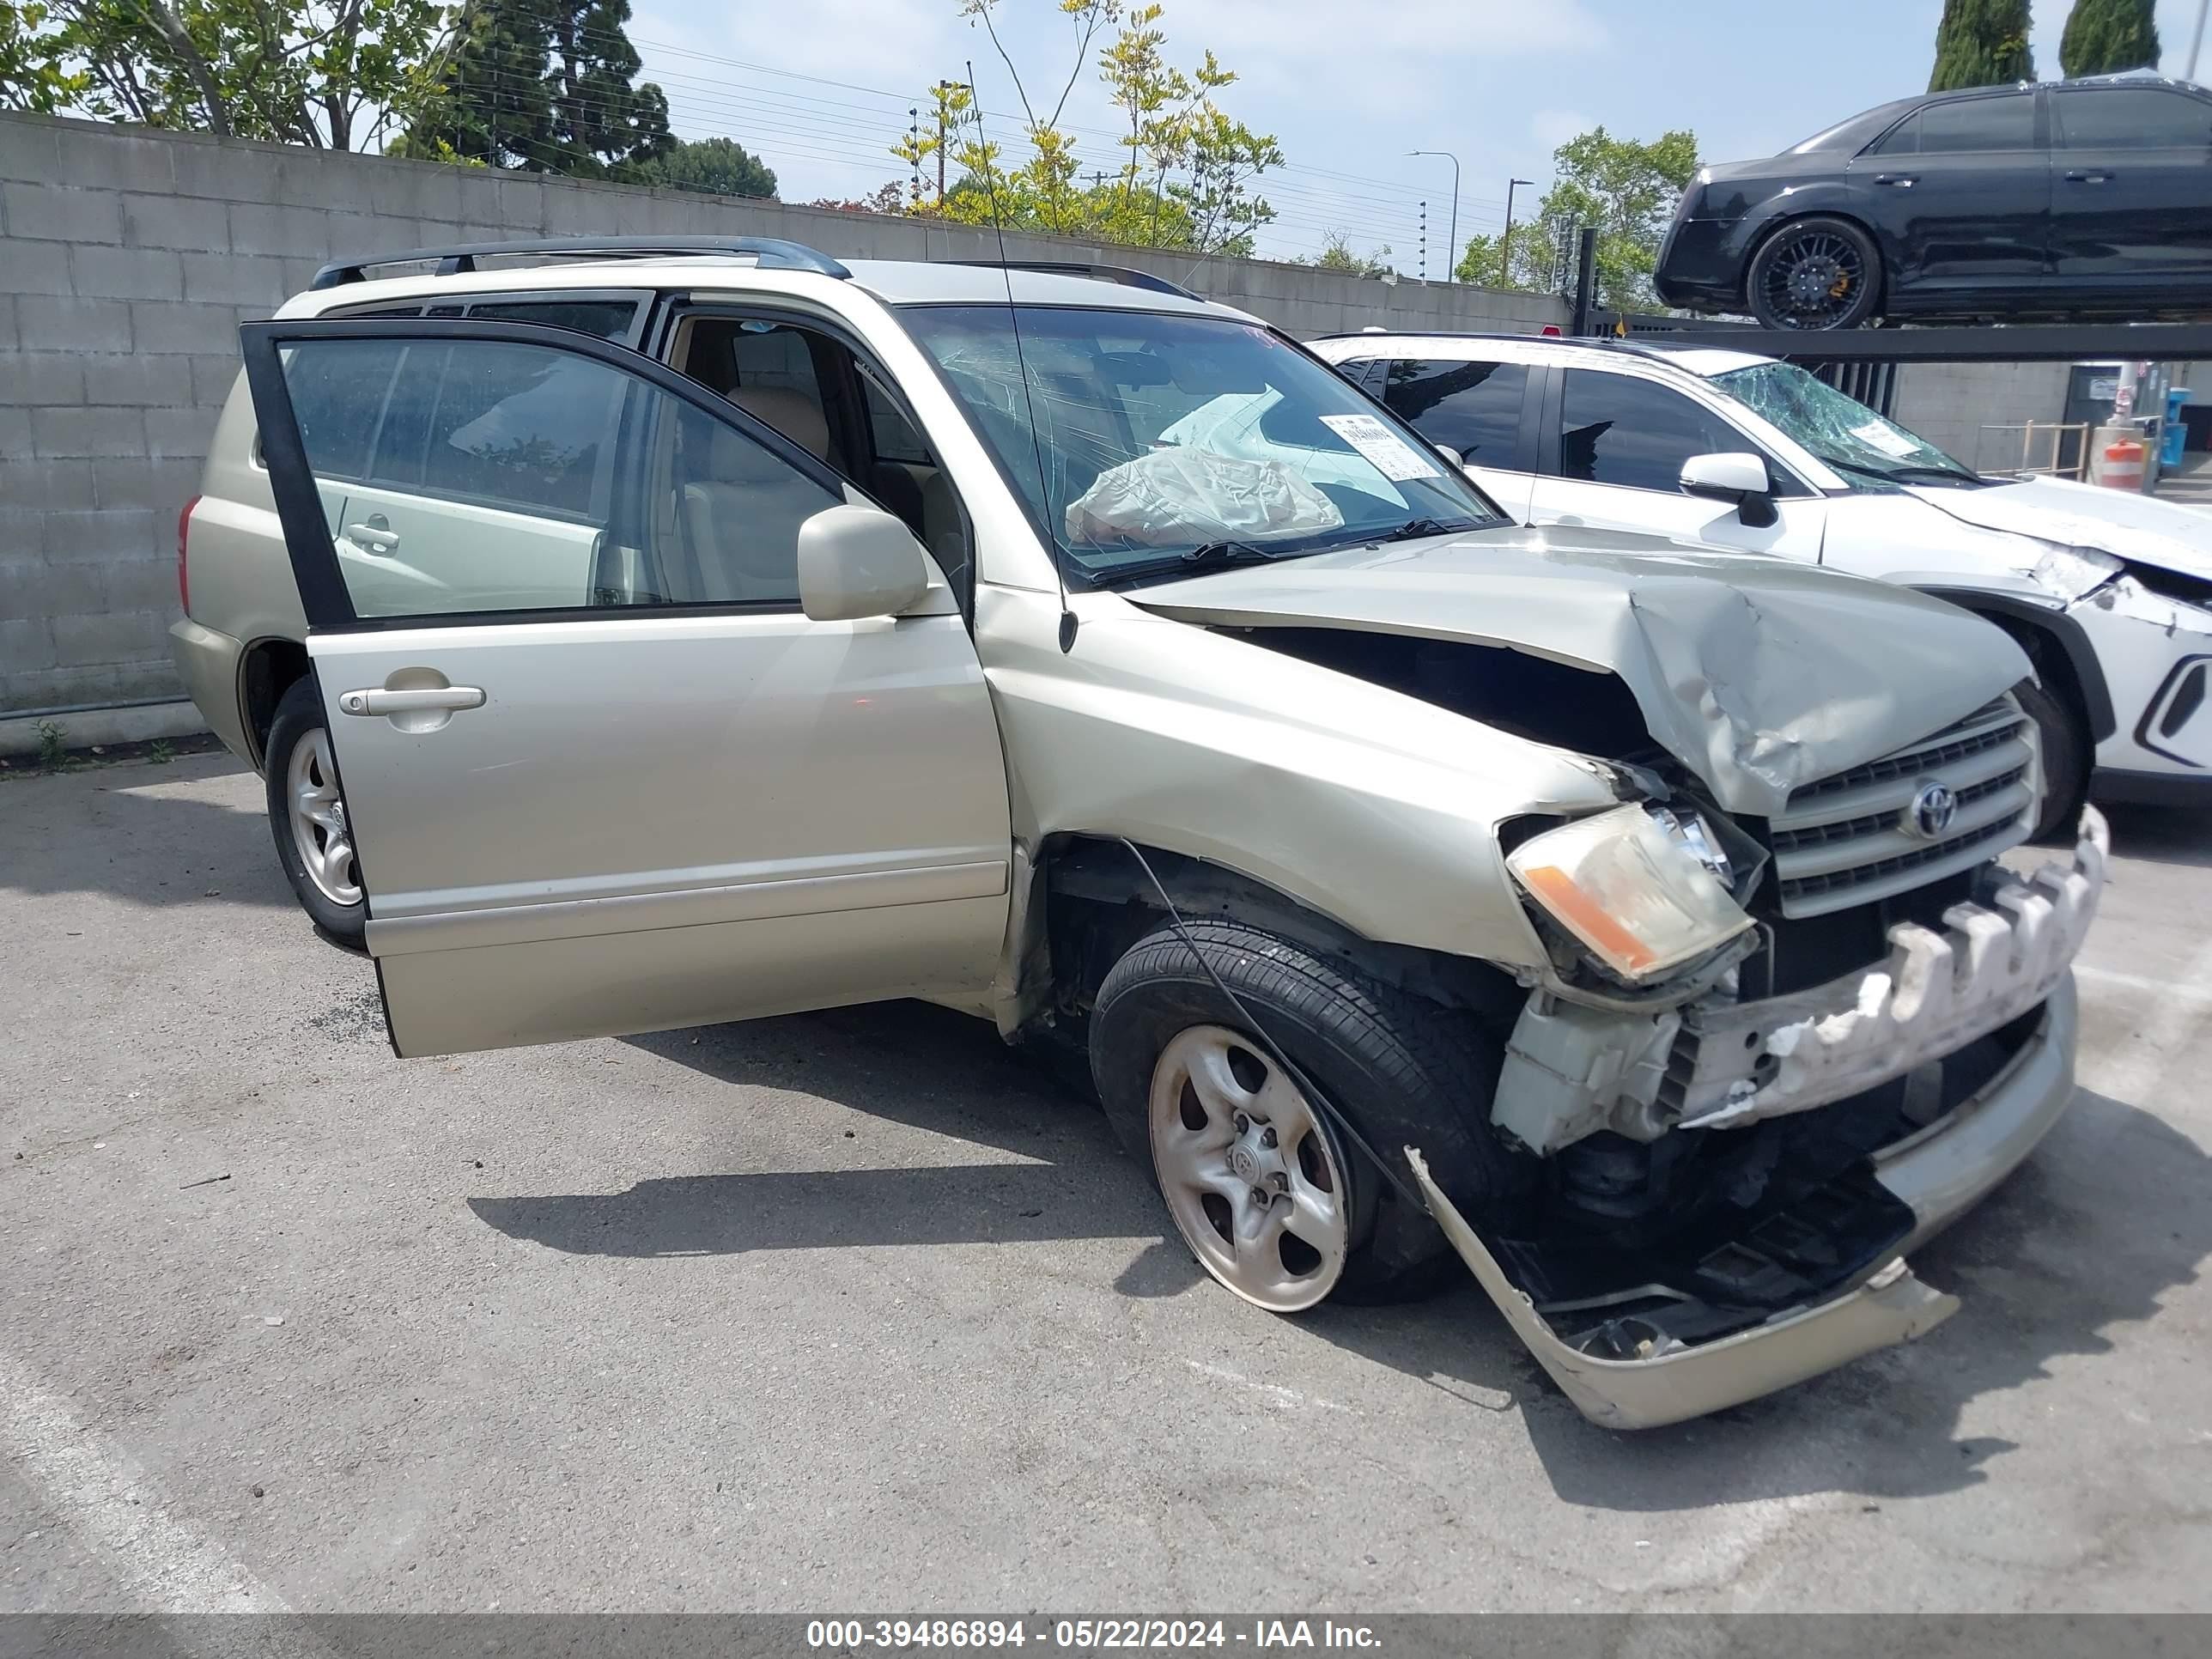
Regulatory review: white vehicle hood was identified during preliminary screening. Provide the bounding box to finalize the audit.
[1908,475,2212,582]
[1130,525,2030,817]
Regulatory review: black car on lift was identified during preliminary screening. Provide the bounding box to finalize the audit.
[1656,73,2212,330]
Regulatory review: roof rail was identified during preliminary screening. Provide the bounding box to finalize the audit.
[945,259,1203,301]
[310,235,851,290]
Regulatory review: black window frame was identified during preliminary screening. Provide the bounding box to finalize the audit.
[326,288,653,347]
[658,297,980,617]
[1379,354,1542,474]
[242,316,853,633]
[1874,88,2045,158]
[2051,84,2212,151]
[1535,363,1811,498]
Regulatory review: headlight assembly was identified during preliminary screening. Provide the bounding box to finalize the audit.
[1507,805,1755,982]
[2027,544,2123,603]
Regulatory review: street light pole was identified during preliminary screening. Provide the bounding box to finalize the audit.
[1408,151,1459,282]
[1500,177,1534,286]
[2191,0,2209,82]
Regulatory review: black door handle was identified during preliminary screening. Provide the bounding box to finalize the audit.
[1873,173,1918,187]
[2064,169,2114,184]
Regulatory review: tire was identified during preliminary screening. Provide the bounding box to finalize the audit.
[2017,676,2089,844]
[264,678,368,946]
[1090,919,1530,1309]
[1746,216,1882,331]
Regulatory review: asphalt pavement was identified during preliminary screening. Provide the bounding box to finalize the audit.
[2,752,2209,1613]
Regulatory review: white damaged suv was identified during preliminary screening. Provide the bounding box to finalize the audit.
[170,237,2106,1427]
[1316,328,2212,836]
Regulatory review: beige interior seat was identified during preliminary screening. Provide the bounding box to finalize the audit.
[726,384,830,462]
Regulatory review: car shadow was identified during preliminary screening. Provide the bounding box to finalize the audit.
[2102,800,2212,870]
[0,753,294,910]
[465,1002,2211,1511]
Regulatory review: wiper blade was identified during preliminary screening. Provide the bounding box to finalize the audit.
[1824,454,1980,487]
[1368,517,1482,544]
[1181,538,1286,565]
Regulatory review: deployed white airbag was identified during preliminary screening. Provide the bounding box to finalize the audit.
[1065,447,1343,548]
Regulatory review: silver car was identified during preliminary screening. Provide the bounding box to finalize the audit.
[171,238,2106,1427]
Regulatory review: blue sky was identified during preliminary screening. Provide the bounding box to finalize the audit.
[624,0,2207,267]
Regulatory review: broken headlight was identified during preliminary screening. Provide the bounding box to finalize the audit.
[2027,544,2123,603]
[1507,804,1755,982]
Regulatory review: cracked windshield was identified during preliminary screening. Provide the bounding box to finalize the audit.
[903,305,1500,580]
[1711,359,1985,490]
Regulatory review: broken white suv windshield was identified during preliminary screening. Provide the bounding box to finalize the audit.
[1711,360,1986,491]
[902,305,1502,581]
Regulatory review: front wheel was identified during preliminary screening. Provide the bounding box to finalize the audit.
[1090,919,1529,1309]
[2017,677,2090,844]
[264,678,368,946]
[1747,216,1882,331]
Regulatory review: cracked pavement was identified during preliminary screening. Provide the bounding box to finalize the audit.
[2,752,2209,1613]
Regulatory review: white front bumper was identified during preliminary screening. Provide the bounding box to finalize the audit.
[1671,807,2107,1133]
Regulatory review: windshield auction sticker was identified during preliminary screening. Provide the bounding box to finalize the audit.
[1318,413,1443,482]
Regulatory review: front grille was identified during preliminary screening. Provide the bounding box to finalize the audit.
[1765,697,2037,920]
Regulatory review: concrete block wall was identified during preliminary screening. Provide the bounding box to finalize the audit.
[1888,360,2077,472]
[0,112,1565,719]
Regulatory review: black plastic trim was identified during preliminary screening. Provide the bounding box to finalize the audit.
[2132,652,2212,768]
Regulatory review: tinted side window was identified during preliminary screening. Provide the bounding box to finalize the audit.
[416,342,619,519]
[277,336,842,619]
[1382,358,1528,465]
[1869,112,1920,155]
[1917,94,2037,154]
[1334,356,1386,394]
[284,341,403,481]
[1555,369,1744,492]
[2055,88,2212,150]
[465,299,641,341]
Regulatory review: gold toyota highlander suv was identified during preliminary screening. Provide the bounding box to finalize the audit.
[170,236,2106,1427]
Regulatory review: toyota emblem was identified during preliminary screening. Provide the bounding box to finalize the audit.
[1903,781,1958,841]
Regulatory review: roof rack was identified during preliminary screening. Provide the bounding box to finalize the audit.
[945,259,1203,301]
[310,235,851,290]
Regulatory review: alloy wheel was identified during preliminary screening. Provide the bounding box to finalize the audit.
[287,727,362,908]
[1760,229,1868,329]
[1146,1024,1351,1312]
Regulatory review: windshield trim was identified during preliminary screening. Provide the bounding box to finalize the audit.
[892,301,1511,587]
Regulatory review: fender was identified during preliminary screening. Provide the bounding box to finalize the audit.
[1914,585,2118,743]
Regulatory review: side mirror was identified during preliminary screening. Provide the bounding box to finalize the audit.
[1680,451,1778,528]
[1431,443,1463,470]
[797,503,931,622]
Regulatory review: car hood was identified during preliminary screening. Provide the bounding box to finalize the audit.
[1908,475,2212,582]
[1127,525,2029,818]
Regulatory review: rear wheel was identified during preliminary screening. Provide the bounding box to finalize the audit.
[1747,216,1882,331]
[1090,919,1529,1309]
[264,678,368,946]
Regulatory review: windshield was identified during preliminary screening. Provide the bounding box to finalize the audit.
[1710,361,1983,489]
[901,305,1503,581]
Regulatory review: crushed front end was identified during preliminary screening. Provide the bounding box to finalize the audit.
[1423,699,2108,1429]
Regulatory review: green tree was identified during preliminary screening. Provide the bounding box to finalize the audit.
[398,0,670,177]
[2059,0,2161,75]
[1458,125,1697,310]
[1929,0,2035,91]
[0,3,83,112]
[6,0,440,147]
[908,0,1279,255]
[1304,230,1393,278]
[639,136,776,199]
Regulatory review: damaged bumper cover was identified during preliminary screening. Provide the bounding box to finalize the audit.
[1673,807,2107,1133]
[1413,811,2106,1431]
